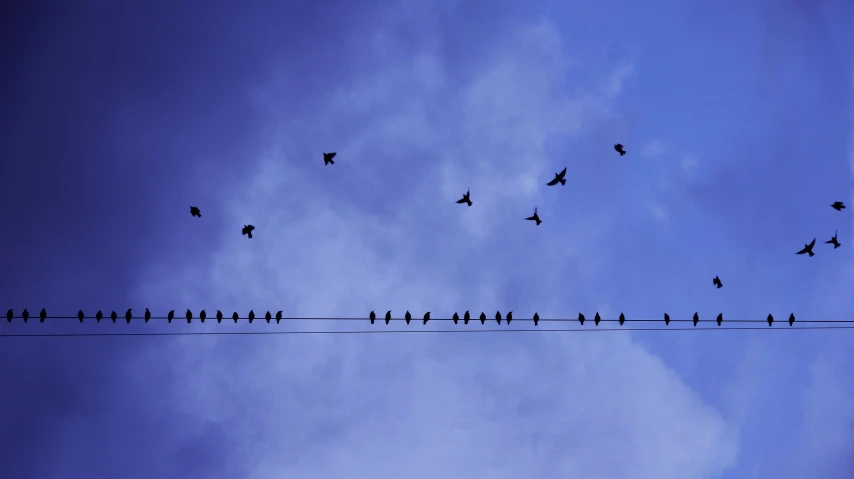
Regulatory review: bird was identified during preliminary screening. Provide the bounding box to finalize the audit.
[248,310,255,323]
[385,311,391,325]
[533,312,539,326]
[464,310,471,325]
[190,206,202,217]
[789,313,795,327]
[614,143,626,156]
[423,312,430,325]
[242,225,255,239]
[265,311,272,323]
[479,312,486,324]
[664,313,670,326]
[796,238,816,257]
[22,309,29,323]
[506,311,513,325]
[200,310,206,323]
[216,310,223,323]
[767,314,774,327]
[453,312,459,324]
[232,312,239,323]
[578,313,585,325]
[405,311,411,324]
[525,207,542,225]
[713,276,723,289]
[825,230,841,249]
[78,310,84,322]
[276,311,282,324]
[594,312,601,326]
[5,309,12,323]
[95,310,103,322]
[495,311,501,325]
[716,313,723,326]
[546,167,567,186]
[323,152,336,165]
[456,189,473,207]
[144,308,151,323]
[619,313,625,326]
[186,309,192,323]
[831,201,846,211]
[110,311,117,323]
[693,312,699,326]
[125,308,132,324]
[370,311,376,324]
[167,310,175,323]
[39,308,46,323]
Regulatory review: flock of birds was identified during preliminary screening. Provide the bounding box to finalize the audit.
[796,200,846,256]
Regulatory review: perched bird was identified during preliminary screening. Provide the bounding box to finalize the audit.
[110,311,117,323]
[464,310,471,325]
[619,313,625,326]
[453,312,459,324]
[594,312,601,326]
[713,276,723,289]
[831,201,846,211]
[248,310,255,323]
[506,311,513,325]
[405,311,412,324]
[614,143,626,156]
[200,310,206,323]
[533,312,539,326]
[276,311,282,324]
[578,313,585,325]
[479,312,486,324]
[825,230,841,249]
[495,311,501,325]
[796,238,816,257]
[716,313,723,326]
[693,312,699,327]
[78,310,84,322]
[385,311,391,325]
[323,152,336,165]
[546,167,567,186]
[456,190,473,207]
[125,308,132,324]
[96,310,103,323]
[22,308,29,323]
[144,308,151,323]
[664,313,670,326]
[423,312,430,325]
[39,308,46,323]
[789,313,795,327]
[265,311,272,323]
[232,312,239,323]
[168,310,175,323]
[5,309,12,323]
[190,206,202,218]
[216,310,223,323]
[370,311,376,324]
[767,314,774,327]
[186,309,192,323]
[242,225,256,239]
[525,207,542,225]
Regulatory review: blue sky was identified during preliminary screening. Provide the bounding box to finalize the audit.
[1,0,853,477]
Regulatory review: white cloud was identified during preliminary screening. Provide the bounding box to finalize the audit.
[641,139,667,159]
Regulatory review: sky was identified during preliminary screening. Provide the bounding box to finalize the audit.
[1,0,853,477]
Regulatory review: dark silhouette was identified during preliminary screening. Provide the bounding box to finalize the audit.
[405,311,411,325]
[578,313,585,325]
[495,311,501,325]
[242,225,256,239]
[6,309,12,323]
[22,308,29,323]
[248,310,255,323]
[125,308,132,324]
[713,276,723,289]
[619,313,625,326]
[546,167,567,186]
[216,310,223,323]
[423,312,430,325]
[110,311,117,323]
[525,207,542,225]
[265,311,272,323]
[789,313,795,327]
[232,312,239,323]
[190,206,202,218]
[533,312,539,326]
[594,312,601,326]
[145,308,151,323]
[464,310,471,325]
[456,190,473,207]
[693,312,699,327]
[664,313,670,326]
[96,310,103,323]
[614,144,626,156]
[39,308,46,323]
[796,238,816,257]
[78,310,84,323]
[831,201,846,211]
[276,311,283,324]
[370,311,376,324]
[385,311,391,325]
[716,313,723,326]
[453,312,459,324]
[200,310,206,322]
[767,314,773,327]
[186,309,192,323]
[168,310,175,323]
[323,152,336,165]
[506,311,513,324]
[479,312,486,324]
[825,230,841,249]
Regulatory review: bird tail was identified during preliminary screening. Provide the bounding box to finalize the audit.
[559,178,566,186]
[248,232,253,238]
[619,151,626,156]
[808,251,814,257]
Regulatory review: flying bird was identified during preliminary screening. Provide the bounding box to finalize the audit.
[495,311,501,325]
[144,308,151,323]
[110,311,117,323]
[39,308,46,323]
[323,152,336,165]
[405,311,411,324]
[125,308,132,324]
[506,311,512,325]
[216,310,223,323]
[479,312,486,324]
[242,225,256,239]
[199,310,206,322]
[767,314,774,327]
[825,230,841,249]
[385,311,391,325]
[789,313,795,327]
[168,310,175,323]
[370,311,376,324]
[232,312,239,323]
[186,309,192,323]
[796,238,816,257]
[423,312,430,325]
[614,144,626,156]
[453,312,459,324]
[713,276,723,289]
[464,311,471,325]
[248,310,255,323]
[276,311,283,324]
[22,308,29,323]
[619,313,625,326]
[190,206,202,218]
[265,311,272,323]
[6,309,12,322]
[456,190,473,207]
[578,313,585,325]
[716,313,723,326]
[664,313,670,326]
[96,310,103,322]
[594,312,601,326]
[546,167,567,186]
[78,310,84,322]
[533,312,539,326]
[525,207,542,225]
[831,201,846,211]
[693,312,699,327]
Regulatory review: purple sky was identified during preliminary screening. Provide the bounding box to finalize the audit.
[2,0,853,478]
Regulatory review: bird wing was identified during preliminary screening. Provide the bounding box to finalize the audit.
[546,177,559,186]
[525,215,536,220]
[456,197,467,203]
[808,238,816,248]
[796,246,809,254]
[557,167,566,178]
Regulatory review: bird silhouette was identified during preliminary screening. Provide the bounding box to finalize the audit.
[385,311,391,325]
[242,225,255,239]
[614,143,626,156]
[506,311,513,324]
[96,310,103,323]
[619,313,625,326]
[789,313,795,327]
[533,312,539,326]
[370,311,376,324]
[216,310,223,323]
[265,311,272,323]
[110,311,117,323]
[525,207,542,225]
[186,309,192,323]
[453,312,459,324]
[831,201,846,211]
[276,311,282,324]
[423,312,430,325]
[405,311,411,324]
[145,308,151,323]
[78,310,84,322]
[456,189,473,207]
[232,312,239,323]
[248,310,255,323]
[125,308,132,324]
[767,314,774,327]
[693,312,699,326]
[716,313,723,326]
[664,313,670,326]
[6,309,12,323]
[479,312,486,324]
[546,167,567,186]
[825,230,841,249]
[713,276,723,289]
[464,311,471,325]
[323,152,336,165]
[39,308,46,323]
[22,309,29,323]
[578,313,585,325]
[594,312,601,326]
[495,311,501,325]
[190,206,202,218]
[796,238,816,257]
[168,310,175,323]
[200,310,206,322]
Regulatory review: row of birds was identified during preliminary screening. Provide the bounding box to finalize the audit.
[4,308,799,327]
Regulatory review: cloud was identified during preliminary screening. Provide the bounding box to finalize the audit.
[134,12,738,479]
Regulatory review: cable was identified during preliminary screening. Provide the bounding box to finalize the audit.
[2,325,854,338]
